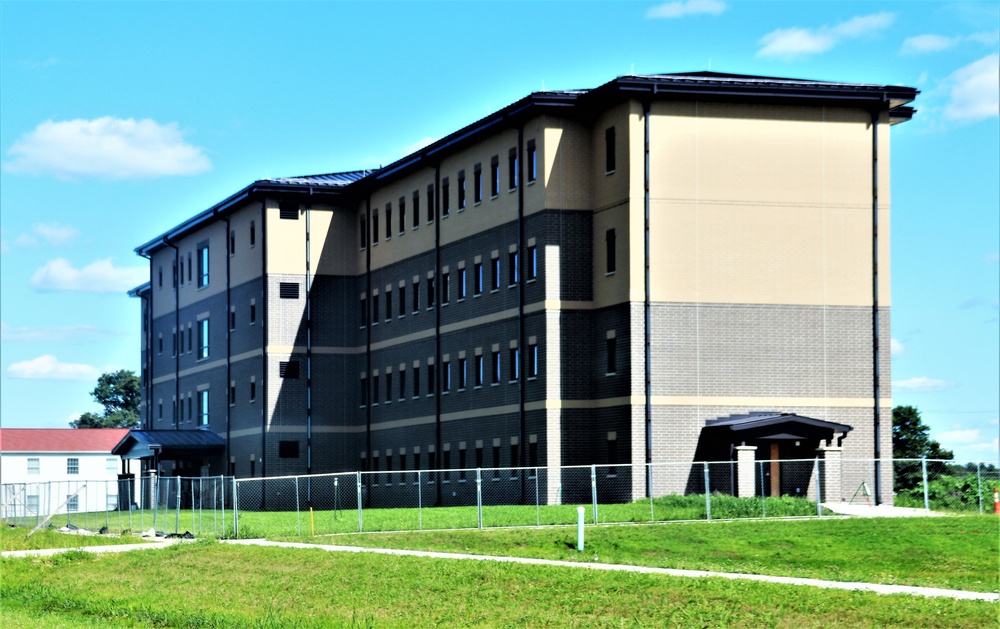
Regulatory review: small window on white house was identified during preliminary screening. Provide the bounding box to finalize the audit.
[27,458,39,474]
[67,458,79,475]
[106,458,117,474]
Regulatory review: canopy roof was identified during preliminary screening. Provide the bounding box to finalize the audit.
[704,412,852,442]
[112,429,225,460]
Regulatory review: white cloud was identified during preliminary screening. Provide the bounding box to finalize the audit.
[4,117,211,179]
[901,34,958,54]
[966,438,1000,454]
[0,322,114,342]
[968,30,1000,46]
[11,223,79,248]
[646,0,727,19]
[30,258,147,293]
[986,253,999,263]
[757,12,895,59]
[892,376,952,391]
[937,429,981,444]
[7,354,99,381]
[0,240,8,253]
[944,54,1000,122]
[890,338,905,356]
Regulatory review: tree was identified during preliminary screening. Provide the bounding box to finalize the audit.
[892,405,954,491]
[70,370,141,429]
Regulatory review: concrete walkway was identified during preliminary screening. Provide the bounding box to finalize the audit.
[820,503,947,517]
[222,539,998,602]
[1,539,179,559]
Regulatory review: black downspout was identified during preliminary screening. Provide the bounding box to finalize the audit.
[305,202,313,478]
[139,251,152,430]
[643,99,653,498]
[870,110,881,505]
[434,165,442,507]
[224,216,232,475]
[166,240,180,431]
[260,200,269,485]
[364,197,372,504]
[516,125,526,502]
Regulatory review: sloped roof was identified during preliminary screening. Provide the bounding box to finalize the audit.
[703,412,852,441]
[112,429,225,460]
[0,428,131,453]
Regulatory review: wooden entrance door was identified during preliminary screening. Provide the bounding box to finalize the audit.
[770,443,780,496]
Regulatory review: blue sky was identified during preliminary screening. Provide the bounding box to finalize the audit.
[1,1,997,462]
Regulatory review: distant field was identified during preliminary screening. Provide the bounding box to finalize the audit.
[2,538,996,628]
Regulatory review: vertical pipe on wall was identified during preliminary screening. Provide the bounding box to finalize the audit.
[166,241,180,431]
[517,125,527,502]
[260,200,269,481]
[433,165,443,507]
[305,202,313,478]
[870,111,881,505]
[364,196,372,497]
[224,216,232,471]
[643,99,653,498]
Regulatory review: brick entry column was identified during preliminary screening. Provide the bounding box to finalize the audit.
[736,445,757,497]
[816,445,843,503]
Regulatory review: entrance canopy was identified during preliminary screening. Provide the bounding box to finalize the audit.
[703,412,852,443]
[112,429,225,461]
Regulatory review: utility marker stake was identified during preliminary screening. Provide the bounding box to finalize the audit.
[576,506,585,552]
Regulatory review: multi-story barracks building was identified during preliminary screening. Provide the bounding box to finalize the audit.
[129,72,917,505]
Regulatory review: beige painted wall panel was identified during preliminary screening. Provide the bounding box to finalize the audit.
[314,205,362,276]
[592,203,630,307]
[150,248,173,319]
[590,102,632,211]
[367,166,436,270]
[177,220,227,310]
[265,199,307,274]
[229,202,264,287]
[543,122,592,211]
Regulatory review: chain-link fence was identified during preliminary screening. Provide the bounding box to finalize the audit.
[4,459,996,539]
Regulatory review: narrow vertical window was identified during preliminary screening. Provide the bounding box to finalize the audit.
[179,257,184,285]
[490,155,499,197]
[188,252,193,283]
[458,268,467,299]
[372,211,379,244]
[475,354,484,387]
[427,185,435,222]
[508,251,519,285]
[372,374,379,404]
[528,342,539,378]
[198,318,209,359]
[229,307,236,331]
[510,347,520,381]
[250,220,256,247]
[427,276,435,308]
[607,433,619,476]
[412,280,419,312]
[413,191,420,228]
[413,365,420,398]
[492,443,501,477]
[441,271,450,304]
[200,390,209,426]
[250,379,256,402]
[508,148,518,189]
[229,230,236,256]
[443,360,451,392]
[399,197,406,234]
[492,350,500,384]
[606,335,617,375]
[605,126,616,173]
[385,204,392,240]
[473,164,482,204]
[399,285,406,317]
[427,362,435,395]
[250,301,256,324]
[360,376,368,407]
[459,357,467,389]
[527,245,537,280]
[230,384,236,405]
[372,293,379,325]
[399,369,406,400]
[491,257,500,291]
[360,296,368,327]
[386,372,393,402]
[474,263,483,295]
[158,266,163,289]
[527,139,537,182]
[385,291,392,321]
[530,440,539,468]
[606,228,616,274]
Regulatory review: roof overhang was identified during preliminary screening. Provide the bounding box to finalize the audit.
[112,429,225,460]
[703,412,852,442]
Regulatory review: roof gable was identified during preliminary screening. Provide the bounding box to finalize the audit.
[0,428,131,453]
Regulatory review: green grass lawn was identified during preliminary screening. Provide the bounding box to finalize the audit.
[2,539,996,628]
[0,525,152,553]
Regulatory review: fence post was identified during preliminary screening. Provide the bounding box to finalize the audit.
[703,462,711,521]
[105,480,111,531]
[921,458,930,512]
[233,477,239,539]
[295,476,301,537]
[648,463,654,523]
[759,461,766,518]
[175,477,181,534]
[356,471,363,534]
[127,477,133,532]
[977,462,983,515]
[476,468,483,529]
[417,471,423,531]
[814,458,822,517]
[220,476,226,538]
[590,465,598,524]
[534,468,540,527]
[153,477,160,532]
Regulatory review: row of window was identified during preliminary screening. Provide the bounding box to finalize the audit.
[361,341,539,406]
[360,141,538,249]
[24,457,117,475]
[359,436,539,482]
[157,390,210,425]
[157,243,211,290]
[361,247,538,326]
[157,318,211,359]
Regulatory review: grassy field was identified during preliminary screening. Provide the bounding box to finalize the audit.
[280,515,1000,593]
[0,525,153,553]
[2,537,996,628]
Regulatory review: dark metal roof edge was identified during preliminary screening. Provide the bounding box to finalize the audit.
[127,282,151,298]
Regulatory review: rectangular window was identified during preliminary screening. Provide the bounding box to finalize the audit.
[66,496,79,512]
[171,261,177,288]
[250,220,256,247]
[427,361,435,395]
[198,318,209,359]
[606,228,616,274]
[229,230,236,256]
[372,212,379,244]
[427,277,435,308]
[399,369,406,400]
[198,244,209,287]
[158,401,163,419]
[250,301,256,324]
[476,445,484,469]
[199,390,209,426]
[382,291,390,321]
[413,365,420,398]
[187,326,193,353]
[158,266,163,289]
[474,263,483,295]
[280,361,300,379]
[605,126,616,173]
[458,267,467,299]
[606,336,617,375]
[188,252,193,283]
[372,374,379,404]
[491,257,500,291]
[187,396,193,421]
[360,296,368,327]
[372,294,380,324]
[229,383,236,405]
[510,347,520,381]
[428,184,436,222]
[279,441,300,458]
[399,197,406,234]
[412,280,419,312]
[608,434,619,476]
[511,443,519,472]
[459,447,467,478]
[413,191,420,228]
[529,440,538,468]
[492,444,501,478]
[508,148,518,189]
[527,139,537,182]
[508,251,519,285]
[490,155,500,197]
[360,216,367,249]
[529,342,539,378]
[179,257,184,285]
[398,451,406,482]
[229,308,236,331]
[27,458,39,474]
[67,458,79,475]
[441,272,450,304]
[457,171,466,210]
[385,371,392,403]
[360,376,368,407]
[473,163,482,204]
[385,204,392,240]
[492,350,501,385]
[475,355,484,387]
[26,495,39,513]
[458,357,467,389]
[442,360,451,392]
[250,379,256,402]
[528,245,537,280]
[399,286,406,317]
[279,202,298,220]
